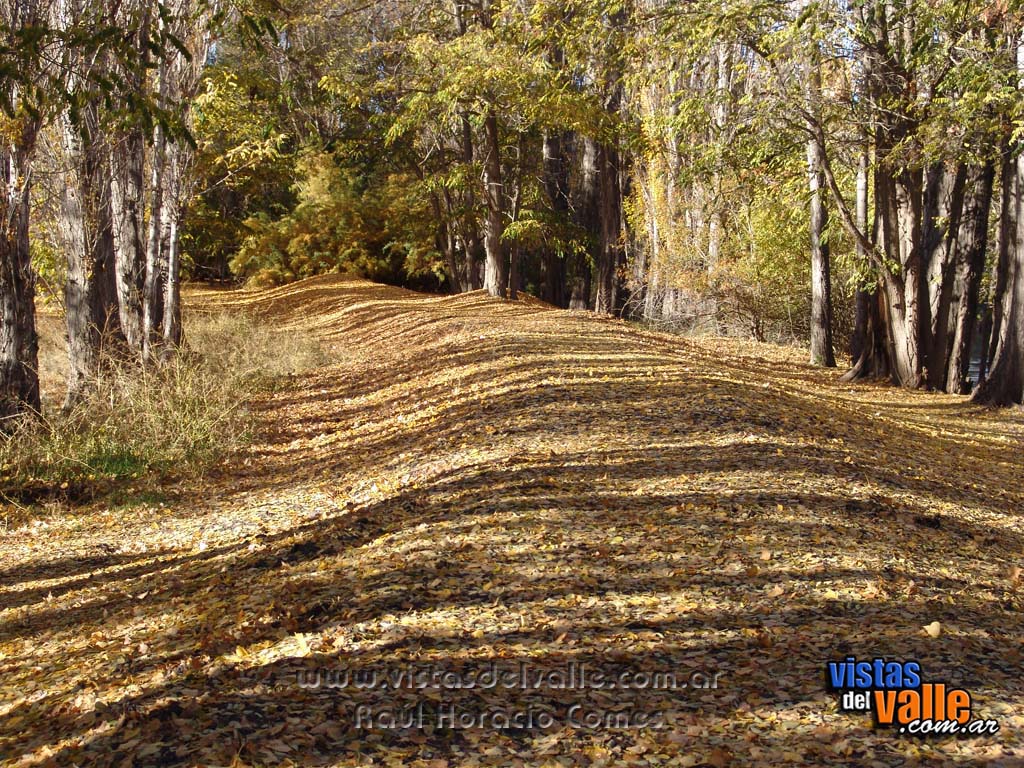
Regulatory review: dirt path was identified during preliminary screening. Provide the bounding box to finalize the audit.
[2,275,1023,766]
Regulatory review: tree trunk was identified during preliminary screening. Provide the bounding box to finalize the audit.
[706,42,731,279]
[594,40,625,314]
[162,215,182,352]
[541,130,569,307]
[945,163,994,393]
[107,2,151,357]
[974,148,1023,402]
[58,143,97,406]
[843,289,891,382]
[58,111,122,407]
[442,222,463,294]
[921,163,966,389]
[987,144,1014,372]
[431,191,463,294]
[161,140,185,353]
[0,141,41,424]
[973,34,1024,406]
[892,165,927,388]
[459,112,483,290]
[570,135,599,311]
[506,132,527,301]
[467,234,485,290]
[975,193,1023,406]
[142,149,165,361]
[806,60,835,367]
[830,3,925,388]
[109,130,147,355]
[481,111,507,298]
[847,148,876,374]
[594,141,622,315]
[836,123,924,387]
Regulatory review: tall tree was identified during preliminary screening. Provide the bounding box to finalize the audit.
[53,0,125,407]
[108,0,151,356]
[975,29,1024,406]
[1,0,53,422]
[805,39,835,367]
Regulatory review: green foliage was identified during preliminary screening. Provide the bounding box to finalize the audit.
[717,182,814,341]
[183,68,296,278]
[172,0,1021,358]
[29,236,65,307]
[383,21,604,144]
[230,152,443,288]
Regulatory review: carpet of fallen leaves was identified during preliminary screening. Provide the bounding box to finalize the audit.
[2,275,1023,768]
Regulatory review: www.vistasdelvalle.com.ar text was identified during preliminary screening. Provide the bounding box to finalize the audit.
[285,662,723,692]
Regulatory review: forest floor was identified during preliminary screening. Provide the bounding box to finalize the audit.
[2,275,1024,767]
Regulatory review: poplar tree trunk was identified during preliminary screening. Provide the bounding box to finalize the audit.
[481,111,507,299]
[58,108,121,407]
[570,136,599,311]
[109,129,147,355]
[972,38,1023,406]
[156,0,213,359]
[160,139,186,352]
[593,33,625,315]
[831,3,925,388]
[454,6,483,290]
[0,0,43,423]
[975,192,1023,405]
[885,157,927,388]
[431,193,463,294]
[844,148,892,380]
[921,163,965,389]
[0,139,41,425]
[805,54,835,367]
[974,128,1024,403]
[807,146,835,367]
[162,215,183,351]
[58,148,96,406]
[541,130,569,307]
[972,32,1024,406]
[945,163,994,393]
[108,2,151,357]
[476,0,507,299]
[142,139,166,361]
[706,43,731,279]
[594,141,622,315]
[506,132,527,301]
[987,147,1013,371]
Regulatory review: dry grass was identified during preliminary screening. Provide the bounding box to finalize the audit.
[0,303,327,516]
[34,311,67,407]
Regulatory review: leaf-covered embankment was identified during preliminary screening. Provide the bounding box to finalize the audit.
[2,274,1022,766]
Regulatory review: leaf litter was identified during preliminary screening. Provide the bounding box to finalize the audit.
[1,275,1022,767]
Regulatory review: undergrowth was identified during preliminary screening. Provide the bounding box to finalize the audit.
[0,310,326,518]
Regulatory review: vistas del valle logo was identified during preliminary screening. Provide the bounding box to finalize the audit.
[826,657,1000,737]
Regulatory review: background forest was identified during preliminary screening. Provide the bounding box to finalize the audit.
[192,0,1024,409]
[174,0,1024,404]
[3,0,1024,438]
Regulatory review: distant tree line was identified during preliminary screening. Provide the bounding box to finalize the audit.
[4,0,1023,413]
[182,0,1024,405]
